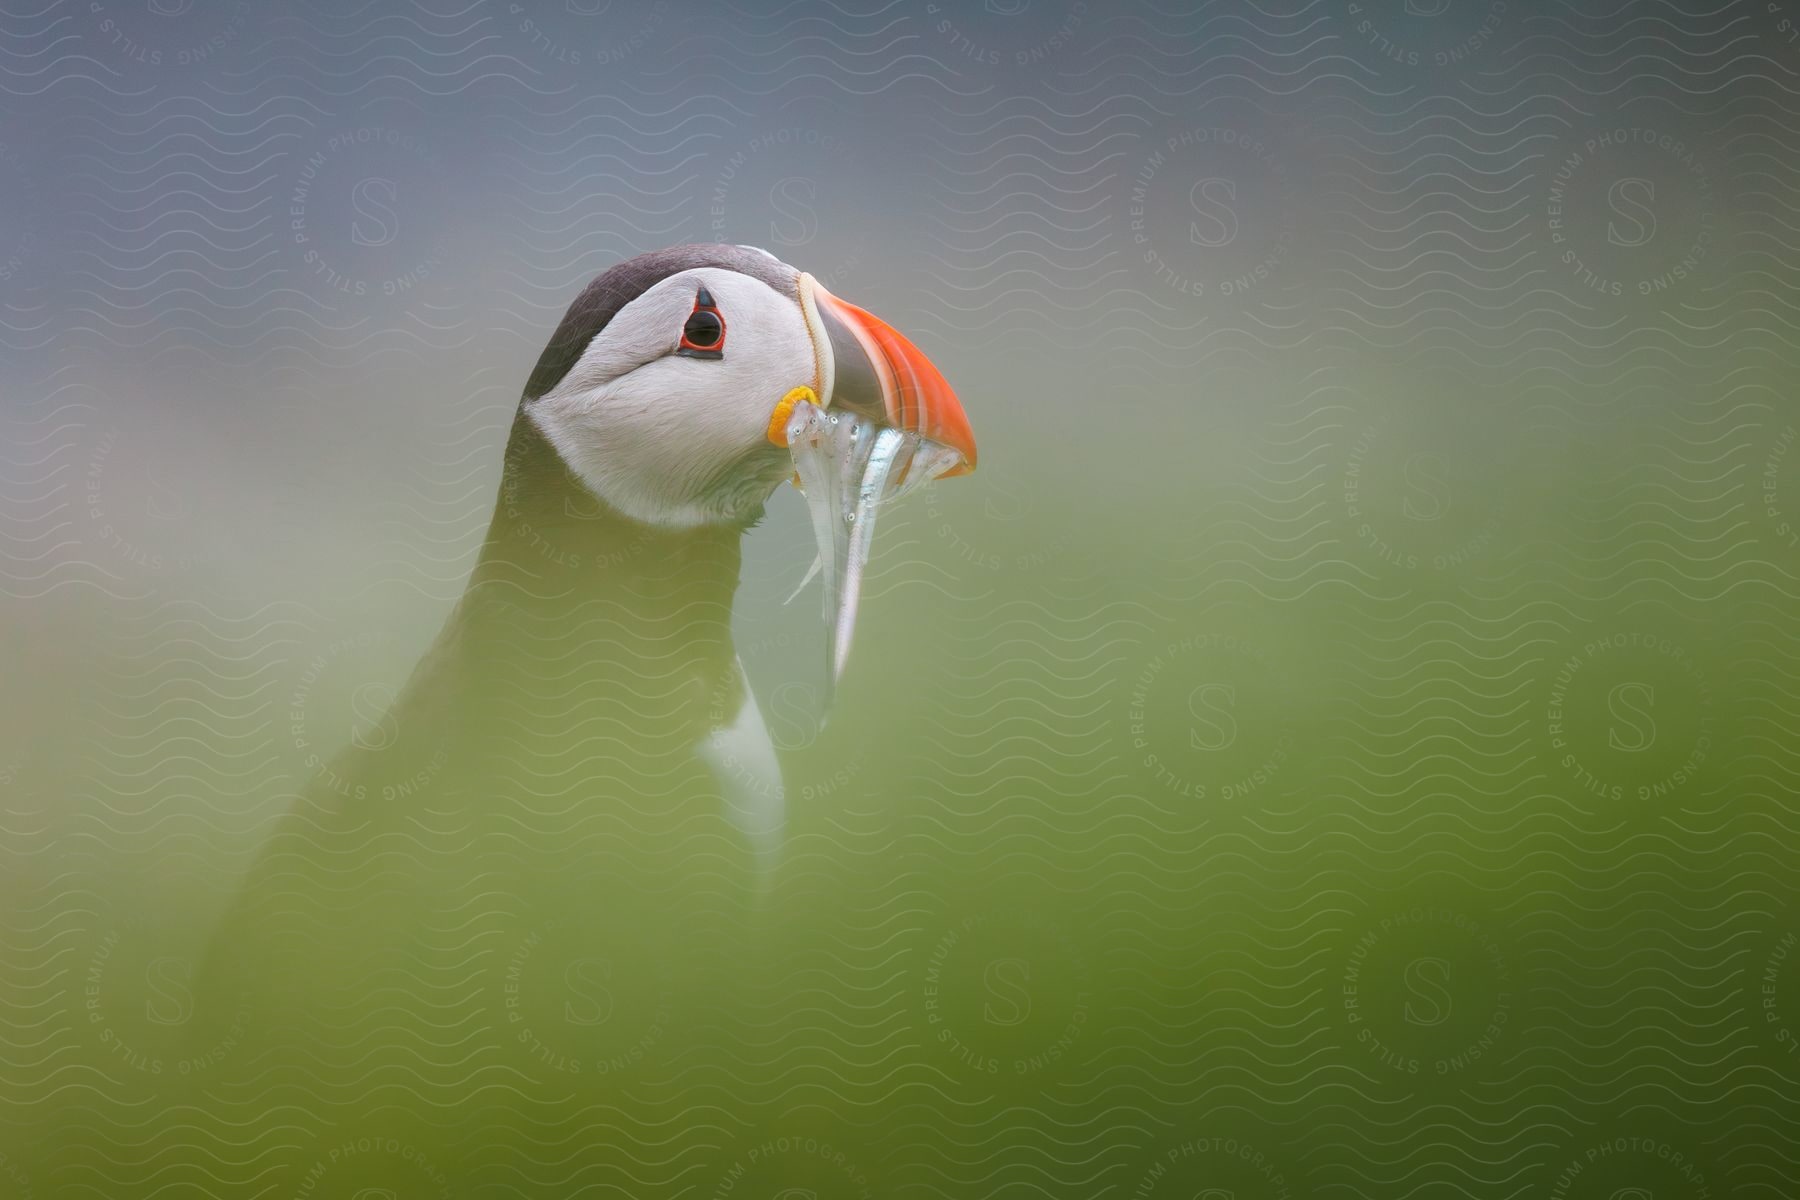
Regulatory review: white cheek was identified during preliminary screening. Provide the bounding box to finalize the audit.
[527,268,817,527]
[530,376,720,526]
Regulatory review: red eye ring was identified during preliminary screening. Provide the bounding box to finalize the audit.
[677,286,725,359]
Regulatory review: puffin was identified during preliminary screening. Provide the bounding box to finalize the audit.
[176,244,977,1179]
[478,240,976,856]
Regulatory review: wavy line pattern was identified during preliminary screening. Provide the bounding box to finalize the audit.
[2,0,1798,1196]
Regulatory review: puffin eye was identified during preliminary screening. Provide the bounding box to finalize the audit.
[677,287,725,359]
[683,310,723,348]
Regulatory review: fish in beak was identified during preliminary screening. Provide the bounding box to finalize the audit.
[775,273,977,710]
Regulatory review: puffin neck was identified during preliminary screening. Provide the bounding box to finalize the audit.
[425,407,751,762]
[464,407,747,627]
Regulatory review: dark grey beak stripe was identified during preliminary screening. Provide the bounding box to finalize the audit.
[814,294,887,428]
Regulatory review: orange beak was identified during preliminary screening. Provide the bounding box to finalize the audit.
[805,278,977,475]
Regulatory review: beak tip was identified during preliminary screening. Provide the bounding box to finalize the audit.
[941,413,978,476]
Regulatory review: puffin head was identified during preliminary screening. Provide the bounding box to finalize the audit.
[522,242,976,529]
